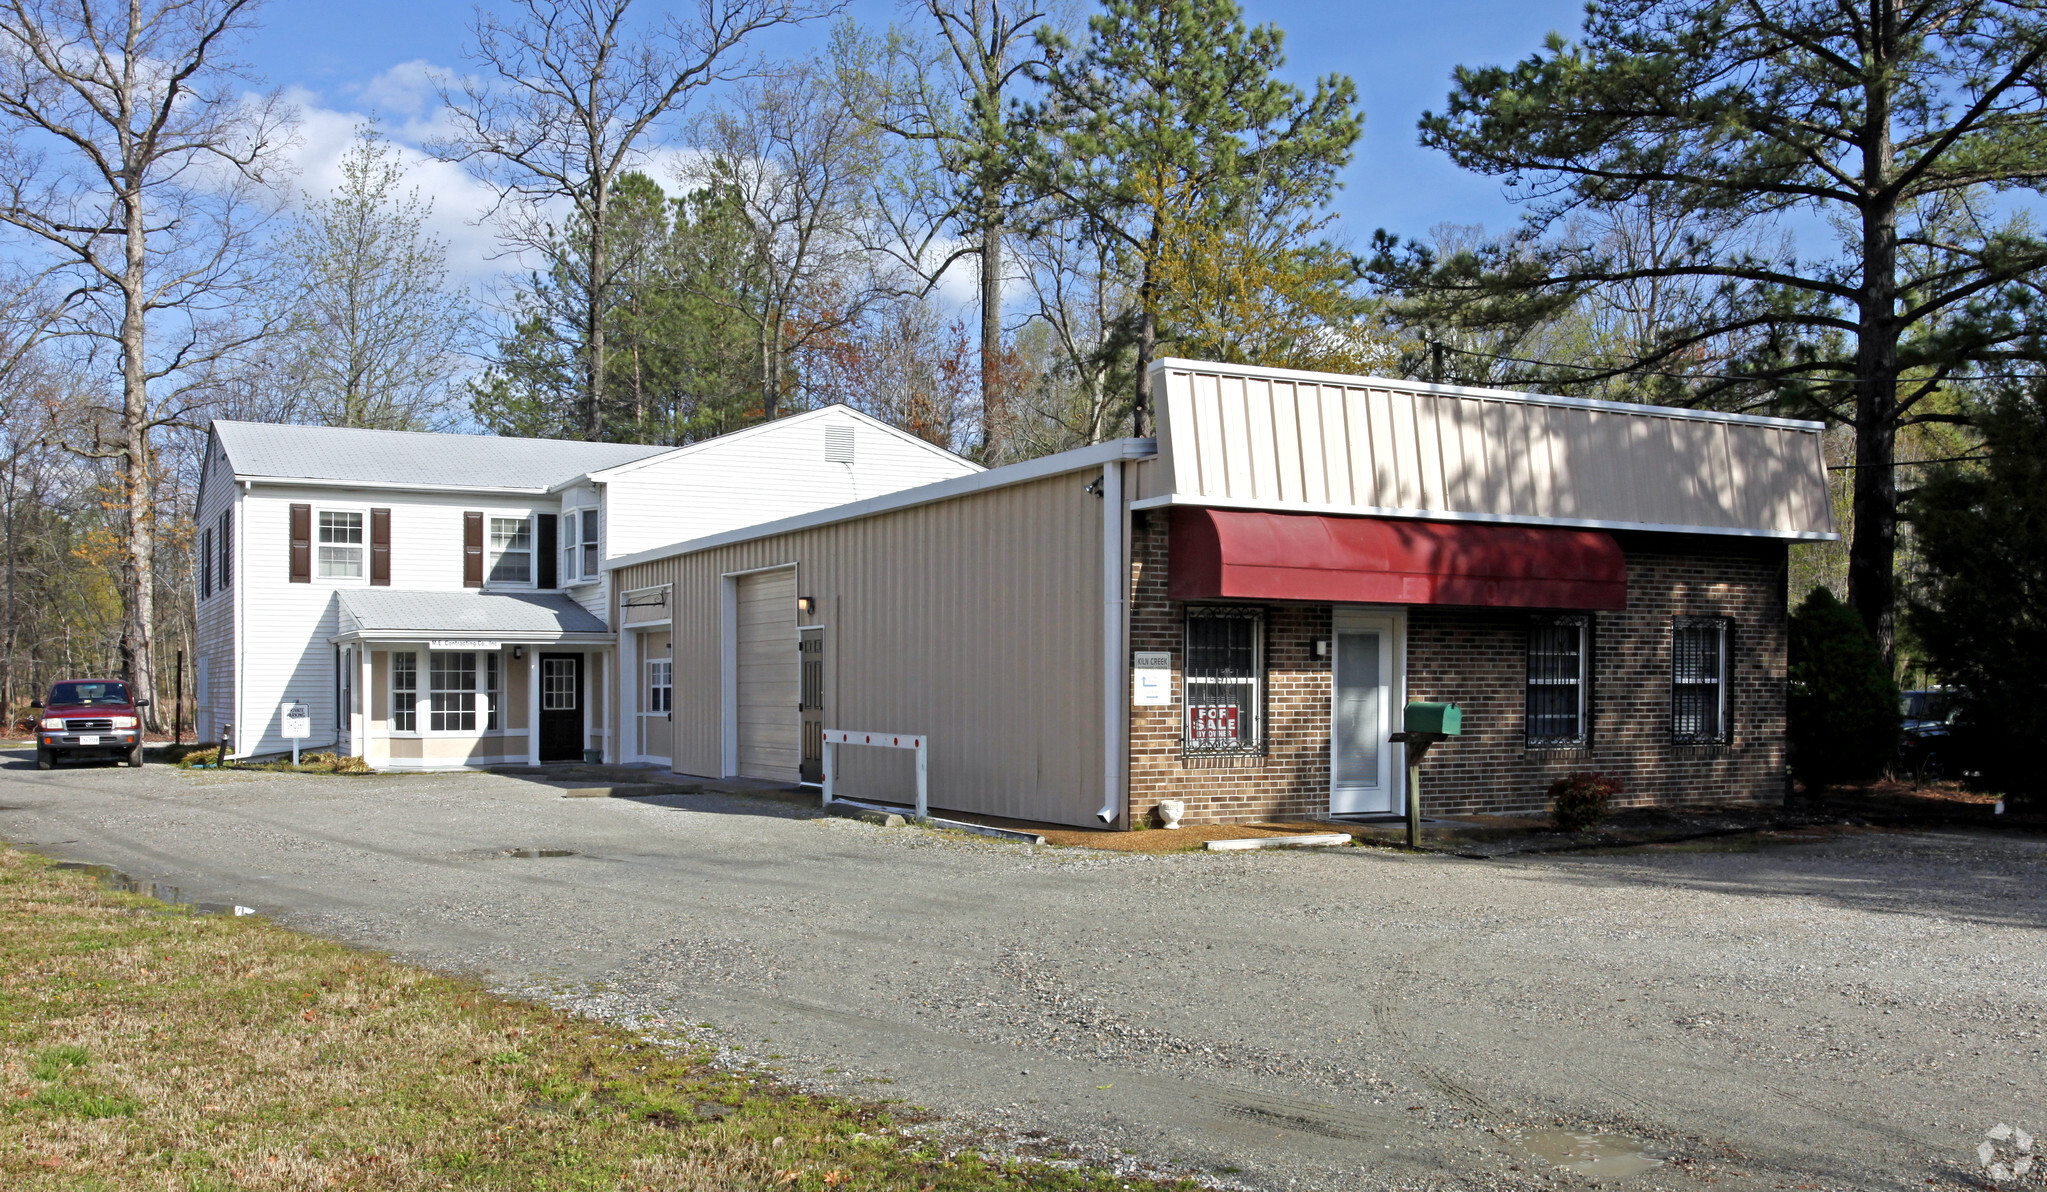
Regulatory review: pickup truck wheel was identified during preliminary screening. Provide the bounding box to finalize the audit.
[36,749,54,771]
[126,742,145,768]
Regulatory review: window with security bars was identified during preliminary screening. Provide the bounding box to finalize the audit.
[392,651,418,732]
[1672,617,1731,744]
[430,652,499,732]
[1184,608,1264,753]
[1526,616,1589,747]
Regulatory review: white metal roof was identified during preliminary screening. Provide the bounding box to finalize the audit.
[211,421,669,493]
[1144,359,1839,540]
[332,589,609,638]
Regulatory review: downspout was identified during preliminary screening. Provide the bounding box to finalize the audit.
[236,480,249,759]
[1098,457,1126,824]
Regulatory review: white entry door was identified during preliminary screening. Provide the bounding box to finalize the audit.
[1330,609,1404,816]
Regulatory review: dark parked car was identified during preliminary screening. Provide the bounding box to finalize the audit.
[32,679,148,769]
[1898,686,1963,781]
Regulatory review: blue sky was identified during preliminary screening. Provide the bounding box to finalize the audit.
[240,0,1591,283]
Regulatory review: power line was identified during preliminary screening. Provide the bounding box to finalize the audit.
[1426,338,2044,388]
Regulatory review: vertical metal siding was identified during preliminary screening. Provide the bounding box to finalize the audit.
[619,471,1106,827]
[1155,362,1835,537]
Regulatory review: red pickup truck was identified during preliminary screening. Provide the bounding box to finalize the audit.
[32,680,148,769]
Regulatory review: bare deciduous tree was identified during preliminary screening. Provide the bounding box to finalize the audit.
[864,1,1049,458]
[685,55,891,419]
[433,0,830,441]
[0,0,291,726]
[262,125,472,430]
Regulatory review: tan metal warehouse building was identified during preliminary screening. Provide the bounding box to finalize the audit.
[605,358,1836,829]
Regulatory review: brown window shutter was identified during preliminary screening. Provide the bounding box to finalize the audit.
[463,511,483,587]
[370,508,391,586]
[289,503,311,583]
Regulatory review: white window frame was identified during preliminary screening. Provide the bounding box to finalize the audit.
[561,510,580,582]
[316,506,368,582]
[580,508,600,579]
[425,650,502,736]
[1526,615,1590,749]
[390,650,419,734]
[1672,617,1732,745]
[485,514,534,588]
[647,658,672,713]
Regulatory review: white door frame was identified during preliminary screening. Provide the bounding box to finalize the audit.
[632,624,673,764]
[1329,606,1408,816]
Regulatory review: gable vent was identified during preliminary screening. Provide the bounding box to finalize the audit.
[824,423,855,464]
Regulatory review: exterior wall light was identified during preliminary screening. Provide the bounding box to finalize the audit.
[512,645,525,659]
[797,595,817,617]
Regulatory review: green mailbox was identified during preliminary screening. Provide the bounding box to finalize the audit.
[1403,701,1463,737]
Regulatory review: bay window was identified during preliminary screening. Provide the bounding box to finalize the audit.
[429,651,500,732]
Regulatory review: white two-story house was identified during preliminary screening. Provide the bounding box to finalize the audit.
[193,407,978,768]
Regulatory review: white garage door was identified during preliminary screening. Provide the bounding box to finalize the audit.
[736,568,799,781]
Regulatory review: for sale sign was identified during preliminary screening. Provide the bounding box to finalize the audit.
[1188,704,1240,741]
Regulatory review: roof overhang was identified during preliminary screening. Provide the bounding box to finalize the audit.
[237,475,557,496]
[1134,493,1841,541]
[1168,507,1629,610]
[329,629,615,646]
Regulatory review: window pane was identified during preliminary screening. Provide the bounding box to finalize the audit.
[429,652,478,732]
[318,545,363,577]
[319,512,362,544]
[543,658,577,710]
[1333,631,1382,783]
[582,510,598,575]
[1185,612,1260,751]
[392,651,417,733]
[1672,622,1727,742]
[1527,620,1585,745]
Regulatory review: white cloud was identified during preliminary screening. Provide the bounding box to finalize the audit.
[275,70,525,289]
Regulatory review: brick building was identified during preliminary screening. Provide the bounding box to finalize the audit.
[612,359,1834,828]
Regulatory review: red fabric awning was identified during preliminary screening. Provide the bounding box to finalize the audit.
[1167,508,1628,610]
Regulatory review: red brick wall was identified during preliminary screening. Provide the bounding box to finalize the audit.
[1124,514,1789,825]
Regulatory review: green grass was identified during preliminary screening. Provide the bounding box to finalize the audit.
[0,845,1193,1191]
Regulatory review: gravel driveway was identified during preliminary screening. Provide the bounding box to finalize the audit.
[3,751,2042,1191]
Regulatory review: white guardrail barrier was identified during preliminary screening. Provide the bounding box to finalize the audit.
[820,729,928,820]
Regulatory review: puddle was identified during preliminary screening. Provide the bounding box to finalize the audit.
[504,848,576,858]
[51,861,257,917]
[1505,1128,1664,1179]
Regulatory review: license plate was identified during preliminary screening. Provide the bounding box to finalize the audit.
[75,735,99,745]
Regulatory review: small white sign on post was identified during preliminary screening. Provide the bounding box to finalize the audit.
[281,700,311,766]
[820,729,928,820]
[1132,650,1173,707]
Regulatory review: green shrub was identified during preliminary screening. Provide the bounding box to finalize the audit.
[1548,772,1620,832]
[1788,587,1901,786]
[1906,385,2047,806]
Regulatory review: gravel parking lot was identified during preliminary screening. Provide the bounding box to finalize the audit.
[2,751,2043,1191]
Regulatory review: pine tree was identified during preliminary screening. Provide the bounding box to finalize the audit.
[1028,0,1362,436]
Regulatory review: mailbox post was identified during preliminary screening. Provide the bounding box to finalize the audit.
[1389,701,1462,848]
